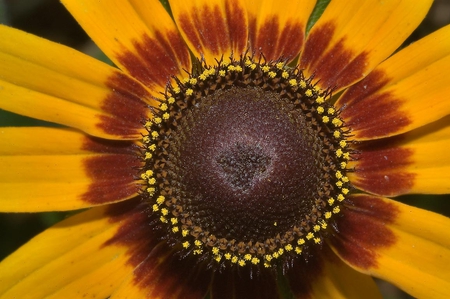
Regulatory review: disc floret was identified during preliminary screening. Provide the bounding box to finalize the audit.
[139,55,352,270]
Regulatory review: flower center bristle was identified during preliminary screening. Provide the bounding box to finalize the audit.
[140,56,351,270]
[216,143,271,191]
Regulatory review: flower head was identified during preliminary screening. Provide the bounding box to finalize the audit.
[1,0,450,298]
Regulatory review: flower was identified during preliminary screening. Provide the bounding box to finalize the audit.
[1,0,450,298]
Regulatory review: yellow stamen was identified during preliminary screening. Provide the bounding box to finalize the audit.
[156,196,165,205]
[332,118,343,126]
[147,187,155,196]
[160,103,168,111]
[317,106,324,114]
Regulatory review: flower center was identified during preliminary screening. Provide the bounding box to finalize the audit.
[216,142,271,191]
[180,87,323,241]
[140,57,351,269]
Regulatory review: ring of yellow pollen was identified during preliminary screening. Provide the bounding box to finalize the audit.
[139,55,351,270]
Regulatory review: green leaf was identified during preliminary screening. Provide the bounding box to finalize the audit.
[0,0,8,25]
[306,0,331,35]
[159,0,173,17]
[0,110,59,127]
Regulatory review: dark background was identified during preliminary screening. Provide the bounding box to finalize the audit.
[0,1,449,298]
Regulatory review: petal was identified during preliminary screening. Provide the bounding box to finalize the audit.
[309,253,382,299]
[170,0,248,63]
[104,199,212,299]
[111,246,211,299]
[0,25,150,140]
[211,270,279,299]
[62,0,191,92]
[348,116,450,196]
[337,24,450,140]
[0,127,142,212]
[285,246,381,299]
[330,194,450,299]
[0,205,135,298]
[300,0,432,91]
[245,0,316,61]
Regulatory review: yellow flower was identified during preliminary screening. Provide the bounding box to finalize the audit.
[1,0,450,298]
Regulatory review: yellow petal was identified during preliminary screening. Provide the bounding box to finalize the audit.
[0,127,142,212]
[310,253,382,299]
[0,25,150,140]
[284,246,381,299]
[0,205,135,298]
[300,0,432,91]
[170,0,248,64]
[111,246,210,299]
[245,0,316,61]
[330,194,450,299]
[348,116,450,196]
[337,24,450,140]
[62,0,191,93]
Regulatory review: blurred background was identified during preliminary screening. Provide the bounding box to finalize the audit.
[0,0,449,298]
